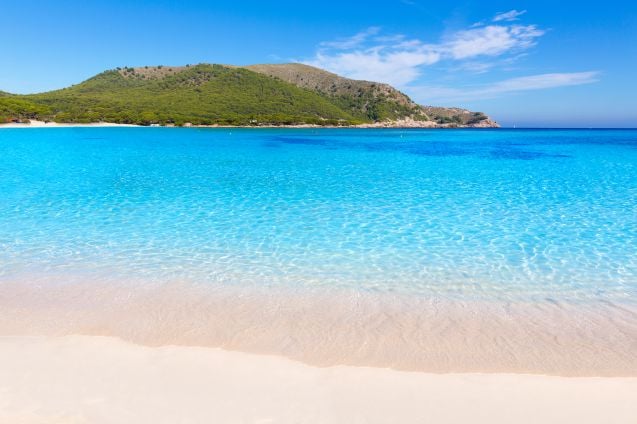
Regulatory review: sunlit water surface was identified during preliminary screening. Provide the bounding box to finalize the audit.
[1,128,635,302]
[2,127,637,374]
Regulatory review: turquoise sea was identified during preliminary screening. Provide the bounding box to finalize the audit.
[2,127,637,374]
[1,128,636,304]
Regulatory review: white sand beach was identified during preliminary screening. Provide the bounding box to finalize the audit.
[1,280,636,422]
[0,119,492,129]
[0,120,140,128]
[0,335,635,424]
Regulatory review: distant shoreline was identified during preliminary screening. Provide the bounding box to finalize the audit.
[0,120,140,128]
[0,119,497,129]
[2,122,633,130]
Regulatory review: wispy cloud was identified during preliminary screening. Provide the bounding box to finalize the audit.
[319,27,381,50]
[304,15,544,86]
[302,11,600,105]
[493,10,527,22]
[307,48,440,87]
[445,25,543,59]
[409,72,600,103]
[485,72,599,92]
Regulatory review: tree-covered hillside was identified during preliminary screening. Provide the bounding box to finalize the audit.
[17,65,358,126]
[245,63,426,122]
[0,96,51,122]
[0,63,497,127]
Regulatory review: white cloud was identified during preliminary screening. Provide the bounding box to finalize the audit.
[408,72,600,104]
[304,18,544,87]
[484,72,599,92]
[455,61,495,73]
[306,47,440,86]
[493,10,527,22]
[319,27,380,50]
[445,25,544,59]
[301,12,600,104]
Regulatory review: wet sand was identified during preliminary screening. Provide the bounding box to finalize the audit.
[1,279,636,376]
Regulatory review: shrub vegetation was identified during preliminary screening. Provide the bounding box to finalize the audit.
[0,64,491,127]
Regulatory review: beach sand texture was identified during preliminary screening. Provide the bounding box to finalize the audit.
[2,127,636,422]
[0,335,635,424]
[1,280,636,377]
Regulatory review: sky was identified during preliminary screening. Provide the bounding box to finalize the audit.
[1,0,636,127]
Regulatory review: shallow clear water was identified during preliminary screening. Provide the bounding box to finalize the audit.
[1,128,636,303]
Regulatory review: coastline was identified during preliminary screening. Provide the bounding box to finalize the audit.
[1,334,635,424]
[0,118,499,129]
[1,278,636,377]
[0,120,141,128]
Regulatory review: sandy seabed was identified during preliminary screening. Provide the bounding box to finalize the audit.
[1,278,636,376]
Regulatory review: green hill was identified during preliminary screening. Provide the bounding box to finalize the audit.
[0,96,51,122]
[244,63,424,122]
[0,63,497,127]
[17,64,358,126]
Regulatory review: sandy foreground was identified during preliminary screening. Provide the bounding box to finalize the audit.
[0,335,635,424]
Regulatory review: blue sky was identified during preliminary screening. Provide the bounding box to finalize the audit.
[2,0,635,127]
